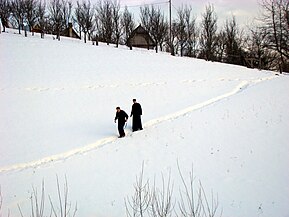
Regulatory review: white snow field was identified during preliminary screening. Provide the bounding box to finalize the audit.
[0,31,289,217]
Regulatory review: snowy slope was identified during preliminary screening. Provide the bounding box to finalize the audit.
[0,30,289,217]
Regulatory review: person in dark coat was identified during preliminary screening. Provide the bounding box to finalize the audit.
[130,99,143,132]
[114,107,128,138]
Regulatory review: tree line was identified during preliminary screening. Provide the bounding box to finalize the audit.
[0,0,288,72]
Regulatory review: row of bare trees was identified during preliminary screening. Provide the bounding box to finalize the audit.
[0,166,219,217]
[125,163,221,217]
[132,1,288,72]
[0,176,77,217]
[0,0,288,72]
[0,0,136,44]
[170,1,288,73]
[258,0,288,72]
[0,0,73,38]
[60,0,136,46]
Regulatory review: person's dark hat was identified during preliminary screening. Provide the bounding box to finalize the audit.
[116,107,120,109]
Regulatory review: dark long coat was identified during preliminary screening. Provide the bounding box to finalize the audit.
[130,103,143,131]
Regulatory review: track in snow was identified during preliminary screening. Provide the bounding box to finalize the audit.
[0,76,276,174]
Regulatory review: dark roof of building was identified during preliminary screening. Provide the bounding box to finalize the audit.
[127,25,156,47]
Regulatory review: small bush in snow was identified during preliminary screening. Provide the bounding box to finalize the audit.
[125,162,222,217]
[17,176,77,217]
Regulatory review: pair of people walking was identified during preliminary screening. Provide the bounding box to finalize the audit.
[114,99,143,138]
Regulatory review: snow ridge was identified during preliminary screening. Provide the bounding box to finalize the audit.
[144,80,249,127]
[0,76,276,174]
[0,137,116,173]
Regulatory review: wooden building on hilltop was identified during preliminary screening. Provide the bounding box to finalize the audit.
[32,22,80,39]
[61,23,80,39]
[126,25,155,50]
[31,23,43,34]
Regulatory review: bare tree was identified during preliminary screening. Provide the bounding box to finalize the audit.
[126,162,223,217]
[84,1,95,42]
[18,180,46,217]
[35,0,46,38]
[121,6,135,45]
[184,6,198,57]
[0,186,11,217]
[175,6,187,56]
[177,163,222,217]
[49,176,77,217]
[199,4,218,61]
[48,0,72,40]
[170,21,180,56]
[112,0,122,47]
[74,1,82,39]
[48,0,63,40]
[177,167,202,217]
[140,5,151,33]
[139,5,152,50]
[150,6,167,53]
[95,0,113,45]
[125,163,151,217]
[62,0,72,30]
[156,18,168,52]
[23,0,38,35]
[149,173,174,217]
[11,0,25,34]
[0,186,2,214]
[173,5,199,57]
[18,176,77,217]
[246,26,276,70]
[223,16,243,65]
[215,30,226,62]
[0,0,11,32]
[75,0,94,43]
[259,0,289,72]
[140,5,167,53]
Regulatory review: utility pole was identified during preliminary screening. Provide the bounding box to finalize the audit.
[169,0,173,55]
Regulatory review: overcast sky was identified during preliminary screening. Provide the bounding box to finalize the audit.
[118,0,261,28]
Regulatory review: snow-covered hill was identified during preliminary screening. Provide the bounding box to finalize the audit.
[0,31,288,217]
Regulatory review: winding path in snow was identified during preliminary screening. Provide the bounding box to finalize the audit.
[0,76,277,174]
